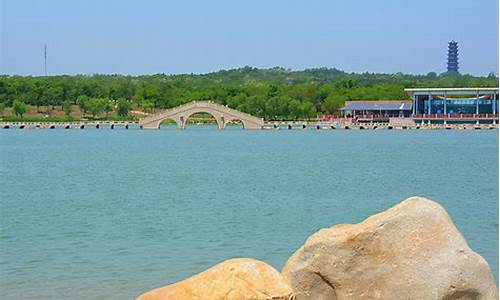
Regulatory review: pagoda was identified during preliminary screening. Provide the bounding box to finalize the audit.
[447,40,459,73]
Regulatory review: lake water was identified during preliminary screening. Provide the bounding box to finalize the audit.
[0,126,498,299]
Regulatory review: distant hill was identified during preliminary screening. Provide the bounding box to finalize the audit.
[164,66,497,86]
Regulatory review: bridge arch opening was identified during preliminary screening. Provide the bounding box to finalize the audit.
[224,118,246,130]
[159,117,180,130]
[183,111,224,129]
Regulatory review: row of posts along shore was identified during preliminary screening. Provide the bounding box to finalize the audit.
[1,120,498,130]
[0,121,138,130]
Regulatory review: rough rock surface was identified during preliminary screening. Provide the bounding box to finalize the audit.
[137,258,294,300]
[282,196,498,300]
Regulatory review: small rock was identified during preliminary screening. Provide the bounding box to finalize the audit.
[137,258,294,300]
[282,196,498,300]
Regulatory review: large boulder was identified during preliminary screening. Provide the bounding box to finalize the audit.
[282,196,498,300]
[137,258,294,300]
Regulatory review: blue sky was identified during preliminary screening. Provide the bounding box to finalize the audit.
[1,0,498,76]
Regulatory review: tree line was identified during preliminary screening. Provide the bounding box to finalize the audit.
[0,67,497,120]
[5,96,131,119]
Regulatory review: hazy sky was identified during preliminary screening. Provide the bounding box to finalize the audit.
[1,0,498,76]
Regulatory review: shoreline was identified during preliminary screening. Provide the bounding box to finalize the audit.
[1,121,498,130]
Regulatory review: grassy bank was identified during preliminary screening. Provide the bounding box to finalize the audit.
[0,104,139,122]
[1,116,138,123]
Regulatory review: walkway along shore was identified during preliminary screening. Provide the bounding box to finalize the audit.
[1,121,498,130]
[0,121,138,130]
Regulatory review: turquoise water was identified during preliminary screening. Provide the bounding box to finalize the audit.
[0,126,498,299]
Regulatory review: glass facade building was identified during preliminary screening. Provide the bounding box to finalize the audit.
[405,88,499,124]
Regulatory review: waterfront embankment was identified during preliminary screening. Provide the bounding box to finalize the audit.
[1,121,498,130]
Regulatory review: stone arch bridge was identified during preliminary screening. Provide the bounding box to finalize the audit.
[139,101,265,129]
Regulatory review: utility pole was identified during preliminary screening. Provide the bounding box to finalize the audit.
[44,44,47,76]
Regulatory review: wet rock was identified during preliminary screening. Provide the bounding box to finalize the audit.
[137,258,294,300]
[282,196,498,300]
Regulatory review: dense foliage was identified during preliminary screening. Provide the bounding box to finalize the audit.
[0,67,497,120]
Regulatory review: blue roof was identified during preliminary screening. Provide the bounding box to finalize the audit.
[340,101,412,111]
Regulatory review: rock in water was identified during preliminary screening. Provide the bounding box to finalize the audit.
[282,196,498,300]
[137,258,294,300]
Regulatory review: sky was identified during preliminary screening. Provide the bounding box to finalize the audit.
[1,0,498,76]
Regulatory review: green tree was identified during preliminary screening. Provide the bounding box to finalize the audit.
[103,99,113,118]
[46,86,63,114]
[62,100,72,117]
[288,99,301,119]
[0,102,5,117]
[321,93,344,115]
[116,98,131,116]
[426,72,437,79]
[142,100,155,113]
[87,98,107,118]
[12,100,28,118]
[265,95,290,120]
[77,95,90,117]
[300,101,316,120]
[33,81,48,112]
[132,95,145,109]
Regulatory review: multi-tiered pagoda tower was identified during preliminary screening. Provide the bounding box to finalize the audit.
[447,40,459,73]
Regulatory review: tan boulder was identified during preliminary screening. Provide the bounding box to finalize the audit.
[137,258,294,300]
[282,196,498,300]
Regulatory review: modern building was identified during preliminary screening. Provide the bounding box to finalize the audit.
[447,40,459,73]
[405,87,498,124]
[338,88,499,125]
[340,100,412,122]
